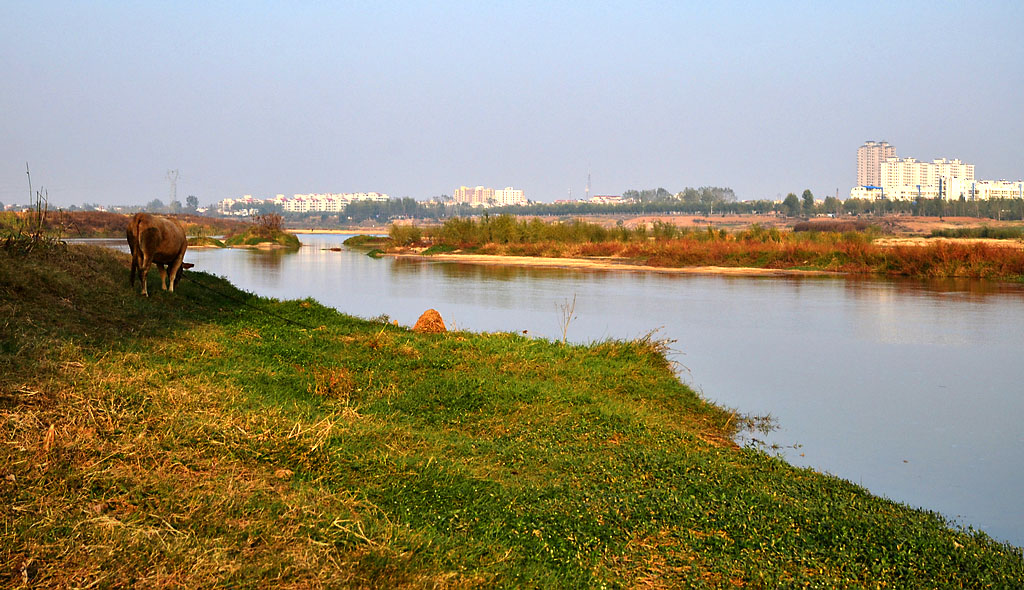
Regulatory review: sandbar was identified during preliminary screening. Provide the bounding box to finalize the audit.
[391,252,834,277]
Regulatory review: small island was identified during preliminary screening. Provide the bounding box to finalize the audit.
[222,213,301,249]
[380,215,1024,282]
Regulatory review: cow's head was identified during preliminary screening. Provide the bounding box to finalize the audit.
[173,262,195,286]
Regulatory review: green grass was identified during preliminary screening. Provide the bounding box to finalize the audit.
[422,243,457,255]
[930,225,1024,240]
[343,234,389,248]
[2,244,1022,588]
[188,236,226,248]
[224,227,301,248]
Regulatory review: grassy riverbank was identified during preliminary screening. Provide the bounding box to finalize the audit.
[2,243,1022,588]
[0,210,246,239]
[388,216,1024,282]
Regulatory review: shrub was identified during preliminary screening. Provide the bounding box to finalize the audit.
[389,223,423,247]
[793,219,871,233]
[422,243,456,255]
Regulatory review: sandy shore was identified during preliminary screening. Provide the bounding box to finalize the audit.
[872,236,1024,249]
[392,252,835,277]
[288,229,385,235]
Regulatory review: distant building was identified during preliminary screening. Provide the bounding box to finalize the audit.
[493,187,526,206]
[878,158,975,200]
[217,191,391,215]
[217,194,262,216]
[857,141,896,188]
[553,195,632,205]
[850,141,1021,200]
[453,185,525,207]
[588,195,631,205]
[849,186,884,200]
[971,180,1024,201]
[453,186,493,206]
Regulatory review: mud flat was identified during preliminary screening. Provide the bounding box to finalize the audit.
[393,252,834,277]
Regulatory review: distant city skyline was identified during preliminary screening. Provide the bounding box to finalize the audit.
[2,2,1021,208]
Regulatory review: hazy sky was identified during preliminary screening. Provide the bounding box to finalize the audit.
[2,1,1021,207]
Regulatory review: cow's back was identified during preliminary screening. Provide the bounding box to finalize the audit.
[128,213,189,294]
[135,213,187,264]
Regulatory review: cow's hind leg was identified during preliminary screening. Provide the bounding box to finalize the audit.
[139,258,152,297]
[167,259,183,293]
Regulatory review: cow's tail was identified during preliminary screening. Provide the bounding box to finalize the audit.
[127,215,140,286]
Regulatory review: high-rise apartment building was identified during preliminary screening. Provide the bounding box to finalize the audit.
[453,186,494,206]
[493,187,526,206]
[453,185,526,207]
[851,140,1020,200]
[857,141,896,187]
[879,158,975,200]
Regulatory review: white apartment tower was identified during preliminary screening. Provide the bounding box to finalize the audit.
[851,140,1020,201]
[857,141,896,187]
[879,158,976,200]
[493,187,526,206]
[453,185,525,207]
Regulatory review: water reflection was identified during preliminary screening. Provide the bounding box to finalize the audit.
[240,248,298,280]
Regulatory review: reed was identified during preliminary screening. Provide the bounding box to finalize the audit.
[401,217,1024,281]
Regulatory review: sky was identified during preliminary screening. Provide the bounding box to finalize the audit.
[1,1,1021,208]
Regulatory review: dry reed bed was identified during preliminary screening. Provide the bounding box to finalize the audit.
[458,237,1024,280]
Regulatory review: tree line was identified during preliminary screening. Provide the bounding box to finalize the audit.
[325,188,1024,223]
[16,186,1022,223]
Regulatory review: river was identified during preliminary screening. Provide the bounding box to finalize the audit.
[94,234,1024,546]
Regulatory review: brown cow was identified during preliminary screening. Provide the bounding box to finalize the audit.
[126,213,193,296]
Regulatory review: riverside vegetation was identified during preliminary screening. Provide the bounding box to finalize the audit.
[222,213,300,249]
[0,209,247,240]
[387,215,1024,281]
[2,241,1023,588]
[0,209,296,250]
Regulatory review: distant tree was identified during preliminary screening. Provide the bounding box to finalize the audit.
[801,190,815,216]
[168,199,182,213]
[783,193,801,217]
[625,188,674,203]
[146,198,165,211]
[186,195,199,211]
[255,201,283,215]
[700,187,736,205]
[823,196,841,216]
[844,198,867,215]
[678,188,699,204]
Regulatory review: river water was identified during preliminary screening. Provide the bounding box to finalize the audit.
[95,234,1024,546]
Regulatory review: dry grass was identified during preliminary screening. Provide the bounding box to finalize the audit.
[432,230,1024,281]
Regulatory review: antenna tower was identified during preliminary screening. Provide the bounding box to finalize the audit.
[166,169,180,204]
[586,167,591,201]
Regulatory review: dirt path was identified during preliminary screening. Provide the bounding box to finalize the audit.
[872,237,1024,249]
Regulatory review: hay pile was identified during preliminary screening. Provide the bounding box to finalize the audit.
[412,309,446,334]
